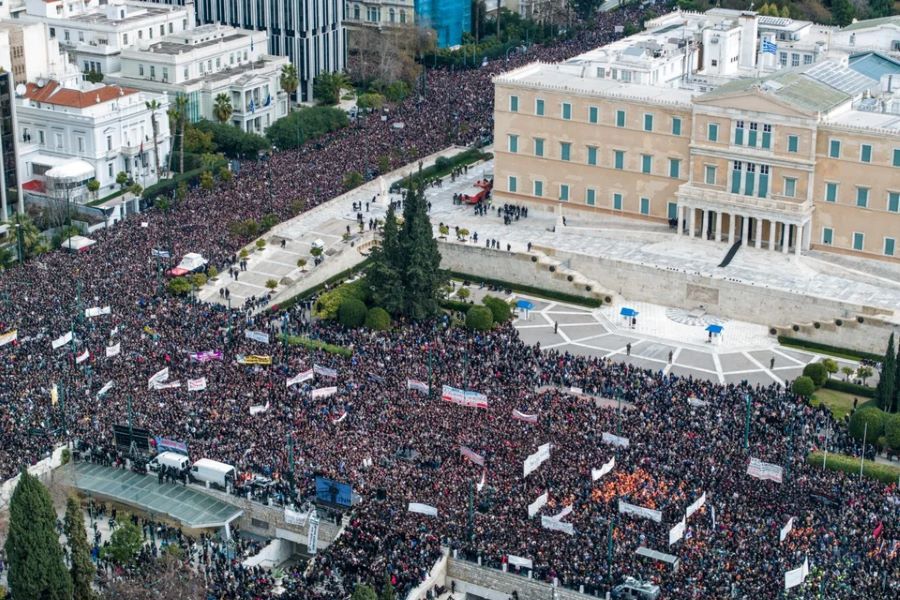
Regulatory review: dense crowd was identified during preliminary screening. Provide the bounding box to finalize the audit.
[0,4,897,599]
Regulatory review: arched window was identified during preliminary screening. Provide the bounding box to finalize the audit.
[400,9,406,24]
[354,4,360,20]
[367,6,377,21]
[389,8,395,22]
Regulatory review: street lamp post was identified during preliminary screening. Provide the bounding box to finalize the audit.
[743,393,751,450]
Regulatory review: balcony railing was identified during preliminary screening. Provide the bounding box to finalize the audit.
[677,184,813,217]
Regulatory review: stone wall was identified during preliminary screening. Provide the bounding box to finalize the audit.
[436,241,898,354]
[443,556,602,600]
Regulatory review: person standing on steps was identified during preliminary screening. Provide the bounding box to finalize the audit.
[626,343,632,356]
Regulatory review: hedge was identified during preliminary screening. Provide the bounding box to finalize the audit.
[391,148,491,191]
[439,298,473,313]
[269,258,373,313]
[142,155,228,203]
[338,297,368,328]
[483,295,512,323]
[807,451,900,484]
[446,271,602,308]
[279,335,352,357]
[364,307,391,331]
[823,379,876,398]
[776,336,882,363]
[466,306,494,331]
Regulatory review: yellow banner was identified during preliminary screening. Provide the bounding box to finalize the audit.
[237,354,272,365]
[0,329,17,346]
[143,326,157,336]
[51,384,58,406]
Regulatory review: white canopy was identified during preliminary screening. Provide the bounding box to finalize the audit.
[46,160,94,184]
[63,235,96,251]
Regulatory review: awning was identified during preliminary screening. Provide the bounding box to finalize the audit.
[46,160,94,184]
[706,324,724,334]
[62,235,96,252]
[516,300,535,310]
[620,308,639,317]
[636,546,680,566]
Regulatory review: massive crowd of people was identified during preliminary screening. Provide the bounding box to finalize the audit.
[0,4,897,599]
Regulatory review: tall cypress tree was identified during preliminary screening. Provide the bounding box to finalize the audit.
[876,334,896,411]
[369,205,405,315]
[5,471,73,600]
[64,496,95,600]
[399,180,444,319]
[894,343,900,413]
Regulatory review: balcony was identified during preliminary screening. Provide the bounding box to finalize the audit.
[676,184,813,219]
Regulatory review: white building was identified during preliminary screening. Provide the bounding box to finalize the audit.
[196,0,346,104]
[344,1,414,29]
[16,80,171,202]
[15,0,194,76]
[0,20,79,87]
[105,24,290,131]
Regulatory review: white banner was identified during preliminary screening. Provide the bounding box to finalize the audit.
[460,446,485,466]
[507,555,533,570]
[97,380,114,398]
[541,515,575,536]
[669,518,686,546]
[314,364,337,378]
[148,367,170,390]
[551,505,573,521]
[0,330,18,346]
[187,377,207,392]
[527,491,548,518]
[441,385,488,409]
[618,499,663,523]
[84,306,111,318]
[407,379,429,394]
[311,386,338,399]
[748,457,784,483]
[687,396,710,407]
[153,381,181,390]
[511,409,538,423]
[332,411,347,423]
[245,329,270,344]
[592,457,616,481]
[784,557,809,590]
[686,492,706,519]
[523,443,551,478]
[75,350,90,364]
[284,508,307,526]
[287,369,314,387]
[780,516,794,543]
[51,331,73,350]
[249,401,270,415]
[307,513,320,555]
[105,343,121,358]
[602,432,630,448]
[408,503,438,517]
[476,470,486,492]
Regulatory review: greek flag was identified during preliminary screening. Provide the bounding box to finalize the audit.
[151,249,171,259]
[249,98,255,113]
[762,39,777,54]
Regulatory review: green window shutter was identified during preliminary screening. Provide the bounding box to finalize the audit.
[894,148,900,167]
[667,202,678,220]
[822,228,833,245]
[672,118,681,136]
[853,233,864,251]
[708,123,718,142]
[889,192,899,213]
[560,142,571,161]
[534,181,543,197]
[644,114,653,131]
[758,173,768,198]
[559,184,569,201]
[669,159,680,178]
[536,99,544,115]
[613,193,622,210]
[614,150,624,170]
[885,238,896,256]
[744,171,755,196]
[508,176,517,193]
[640,197,650,215]
[748,130,758,147]
[509,96,518,112]
[562,103,571,120]
[731,169,741,194]
[508,135,518,153]
[535,138,544,157]
[587,146,597,166]
[734,127,744,145]
[761,131,771,149]
[641,155,652,174]
[586,189,595,205]
[589,106,598,123]
[829,140,840,158]
[616,110,625,127]
[788,135,798,153]
[825,183,837,202]
[857,187,869,208]
[860,144,872,163]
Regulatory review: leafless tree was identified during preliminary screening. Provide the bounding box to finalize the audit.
[101,554,205,600]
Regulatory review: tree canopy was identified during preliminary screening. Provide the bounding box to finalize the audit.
[265,106,349,151]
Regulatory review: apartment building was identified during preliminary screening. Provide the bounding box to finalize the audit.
[344,0,414,29]
[492,9,900,263]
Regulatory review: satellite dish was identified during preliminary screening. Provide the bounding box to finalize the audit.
[14,83,26,97]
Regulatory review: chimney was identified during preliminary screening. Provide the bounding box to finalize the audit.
[739,12,758,71]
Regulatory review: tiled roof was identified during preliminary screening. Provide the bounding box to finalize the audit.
[23,81,138,109]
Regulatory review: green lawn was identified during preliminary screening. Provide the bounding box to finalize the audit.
[811,388,876,421]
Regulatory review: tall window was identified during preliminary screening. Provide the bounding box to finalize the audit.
[534,180,543,197]
[825,182,838,202]
[783,177,796,198]
[588,106,599,124]
[587,146,598,166]
[641,154,652,174]
[535,99,545,116]
[853,232,864,251]
[509,95,518,112]
[860,144,872,163]
[761,124,772,149]
[888,191,899,213]
[614,150,624,170]
[508,176,517,193]
[507,134,518,153]
[668,158,680,179]
[643,113,653,131]
[534,138,544,157]
[885,238,896,257]
[829,139,841,158]
[671,117,682,136]
[616,110,626,128]
[856,187,869,208]
[734,120,744,145]
[560,142,571,161]
[640,197,650,215]
[561,103,572,120]
[559,184,569,201]
[705,165,716,185]
[612,193,623,210]
[586,189,596,206]
[822,227,833,245]
[787,135,798,153]
[708,123,719,142]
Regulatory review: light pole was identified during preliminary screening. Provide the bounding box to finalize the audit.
[743,393,751,450]
[14,222,23,264]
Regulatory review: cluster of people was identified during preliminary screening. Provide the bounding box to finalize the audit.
[0,3,896,599]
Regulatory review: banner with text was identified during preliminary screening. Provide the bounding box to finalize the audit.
[51,331,73,350]
[311,386,338,399]
[407,379,429,394]
[528,491,549,518]
[780,517,794,543]
[287,369,314,387]
[314,364,338,378]
[686,492,706,519]
[592,457,616,481]
[602,432,630,448]
[106,343,121,358]
[748,457,784,483]
[669,518,686,546]
[523,443,551,477]
[618,499,663,523]
[408,503,438,517]
[541,515,575,536]
[191,350,223,362]
[441,385,488,409]
[85,306,111,318]
[784,557,809,590]
[512,409,538,423]
[148,367,170,390]
[245,330,270,344]
[460,446,485,466]
[187,377,207,392]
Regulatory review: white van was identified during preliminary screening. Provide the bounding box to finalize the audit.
[148,451,190,473]
[190,458,236,489]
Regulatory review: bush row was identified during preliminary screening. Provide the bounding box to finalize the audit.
[279,335,352,357]
[445,271,602,308]
[269,258,373,313]
[776,336,882,363]
[823,378,876,398]
[391,148,491,191]
[142,156,228,204]
[807,451,900,485]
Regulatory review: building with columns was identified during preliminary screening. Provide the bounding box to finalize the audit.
[492,9,900,263]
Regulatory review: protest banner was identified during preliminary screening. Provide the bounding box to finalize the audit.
[592,457,616,481]
[748,457,784,483]
[523,443,551,477]
[408,503,438,517]
[460,446,485,466]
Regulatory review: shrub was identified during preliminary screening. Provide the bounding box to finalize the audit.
[439,299,471,313]
[357,93,385,110]
[338,298,368,328]
[885,414,900,452]
[776,336,881,363]
[466,306,494,331]
[190,273,207,287]
[802,362,828,388]
[483,295,511,323]
[239,249,249,259]
[434,156,452,171]
[824,379,876,398]
[266,279,278,290]
[167,277,192,296]
[849,407,885,442]
[444,271,601,308]
[792,376,815,399]
[297,258,308,269]
[208,266,218,279]
[365,307,391,330]
[821,358,838,375]
[808,451,900,484]
[256,239,266,249]
[314,280,370,319]
[456,287,470,300]
[280,335,352,357]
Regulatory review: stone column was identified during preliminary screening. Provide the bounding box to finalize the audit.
[728,213,735,245]
[700,209,709,240]
[755,218,763,249]
[795,223,803,256]
[741,214,749,242]
[768,220,777,250]
[782,223,790,253]
[689,207,696,238]
[677,205,685,235]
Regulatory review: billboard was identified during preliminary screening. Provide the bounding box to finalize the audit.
[113,424,150,452]
[155,437,189,455]
[315,476,352,507]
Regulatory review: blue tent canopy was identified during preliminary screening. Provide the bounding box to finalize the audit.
[620,308,639,317]
[517,300,535,310]
[706,324,724,334]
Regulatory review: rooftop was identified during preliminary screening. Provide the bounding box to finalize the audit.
[146,33,246,56]
[848,52,900,81]
[842,15,900,31]
[23,80,138,108]
[66,5,174,26]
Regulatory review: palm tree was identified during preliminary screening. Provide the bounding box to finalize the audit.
[280,63,299,110]
[175,95,188,175]
[213,93,233,124]
[145,99,162,180]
